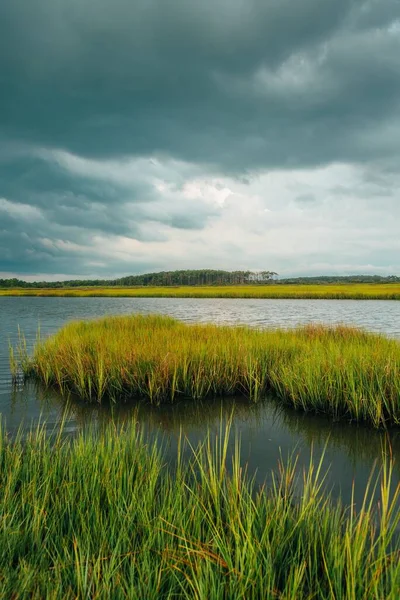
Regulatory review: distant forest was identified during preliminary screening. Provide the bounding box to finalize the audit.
[1,270,400,288]
[0,270,277,288]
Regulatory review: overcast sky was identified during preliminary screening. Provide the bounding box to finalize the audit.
[1,0,399,280]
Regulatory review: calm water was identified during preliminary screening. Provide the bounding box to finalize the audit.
[1,297,400,506]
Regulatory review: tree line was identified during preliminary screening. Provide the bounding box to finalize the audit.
[116,270,278,286]
[0,270,278,288]
[1,271,399,288]
[278,275,400,285]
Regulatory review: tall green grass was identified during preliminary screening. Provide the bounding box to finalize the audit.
[2,283,400,299]
[20,315,400,427]
[8,325,31,382]
[0,419,399,599]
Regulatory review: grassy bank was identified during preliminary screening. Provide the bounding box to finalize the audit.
[20,315,400,427]
[2,283,400,299]
[0,421,399,599]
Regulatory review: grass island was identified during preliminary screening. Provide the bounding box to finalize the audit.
[15,314,400,428]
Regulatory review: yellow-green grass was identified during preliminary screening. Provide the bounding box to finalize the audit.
[20,315,400,427]
[2,283,400,299]
[0,420,399,599]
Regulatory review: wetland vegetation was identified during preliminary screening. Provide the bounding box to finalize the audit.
[2,269,400,299]
[2,282,400,299]
[5,304,400,597]
[16,314,400,428]
[0,420,399,599]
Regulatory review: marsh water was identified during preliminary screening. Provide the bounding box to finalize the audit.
[1,296,400,505]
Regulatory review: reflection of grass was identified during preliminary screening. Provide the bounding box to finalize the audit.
[20,314,400,427]
[0,420,399,598]
[1,283,400,298]
[64,392,271,434]
[21,383,400,476]
[278,406,400,467]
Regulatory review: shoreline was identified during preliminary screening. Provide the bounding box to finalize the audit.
[2,282,400,299]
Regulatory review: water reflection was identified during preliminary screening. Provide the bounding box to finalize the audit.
[4,382,399,508]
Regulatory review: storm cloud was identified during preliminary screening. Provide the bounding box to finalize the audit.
[0,0,399,278]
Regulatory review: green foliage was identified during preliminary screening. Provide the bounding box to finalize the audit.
[0,420,399,599]
[19,315,400,427]
[1,271,400,290]
[0,269,278,288]
[2,270,400,291]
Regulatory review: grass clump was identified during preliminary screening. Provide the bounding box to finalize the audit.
[0,420,399,599]
[1,282,400,299]
[21,315,400,427]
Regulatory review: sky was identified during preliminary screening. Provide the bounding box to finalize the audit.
[0,0,400,281]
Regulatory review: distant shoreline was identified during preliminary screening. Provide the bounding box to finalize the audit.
[1,283,400,299]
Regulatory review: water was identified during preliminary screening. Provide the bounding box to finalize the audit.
[1,296,400,506]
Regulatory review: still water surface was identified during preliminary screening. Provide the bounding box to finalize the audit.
[1,297,400,505]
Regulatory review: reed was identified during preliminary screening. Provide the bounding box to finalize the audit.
[1,283,400,299]
[20,315,400,427]
[0,419,399,599]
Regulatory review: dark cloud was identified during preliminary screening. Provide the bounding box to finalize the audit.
[0,147,222,274]
[0,0,399,277]
[0,0,399,169]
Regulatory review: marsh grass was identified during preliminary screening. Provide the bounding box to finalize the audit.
[0,419,399,599]
[1,283,400,299]
[19,315,400,427]
[8,325,31,383]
